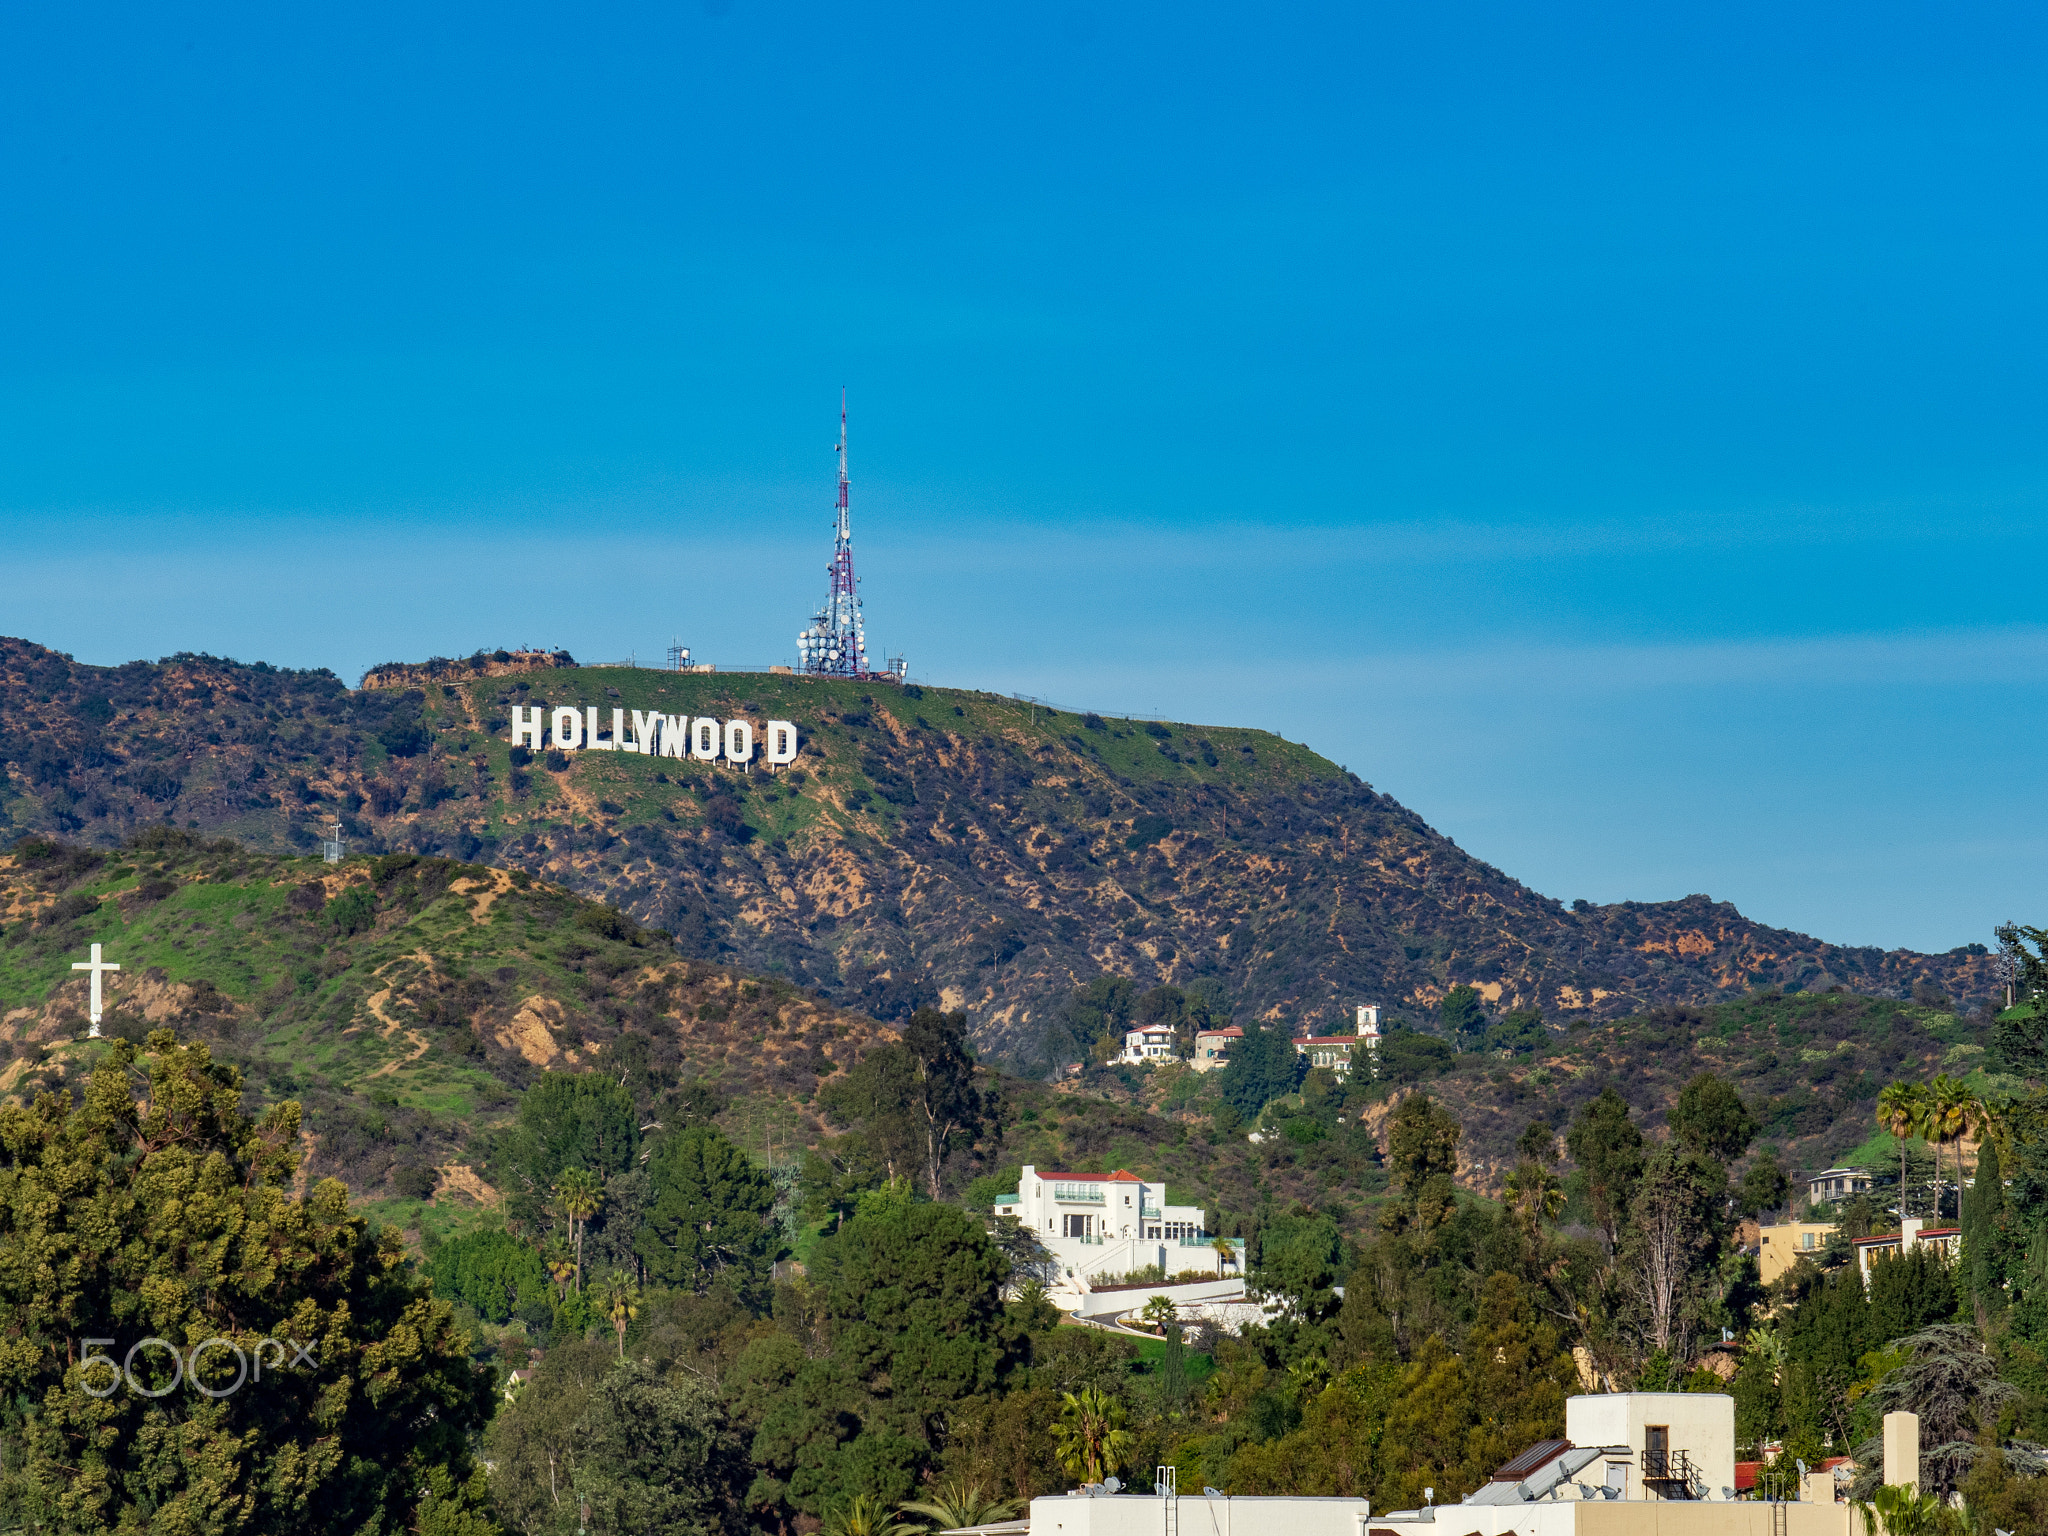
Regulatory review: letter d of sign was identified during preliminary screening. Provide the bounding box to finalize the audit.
[723,719,754,764]
[551,706,583,751]
[690,718,721,761]
[765,721,799,766]
[509,706,545,749]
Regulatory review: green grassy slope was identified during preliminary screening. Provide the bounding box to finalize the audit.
[0,829,900,1238]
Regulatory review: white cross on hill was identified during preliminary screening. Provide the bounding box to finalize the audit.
[71,943,120,1039]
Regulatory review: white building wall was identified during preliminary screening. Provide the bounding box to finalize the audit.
[1565,1393,1736,1501]
[1119,1025,1180,1064]
[1029,1495,1588,1536]
[996,1165,1211,1283]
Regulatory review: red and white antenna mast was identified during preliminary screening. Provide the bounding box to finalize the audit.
[797,391,875,677]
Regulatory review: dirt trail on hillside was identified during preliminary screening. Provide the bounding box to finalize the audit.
[456,867,516,920]
[363,952,433,1078]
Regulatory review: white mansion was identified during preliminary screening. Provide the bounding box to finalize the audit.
[993,1165,1218,1283]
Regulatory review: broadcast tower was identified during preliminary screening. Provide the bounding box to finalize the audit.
[797,394,895,679]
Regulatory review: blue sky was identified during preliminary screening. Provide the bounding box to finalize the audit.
[4,2,2045,954]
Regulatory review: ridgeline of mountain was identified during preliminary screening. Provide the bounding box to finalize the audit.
[0,636,1994,1066]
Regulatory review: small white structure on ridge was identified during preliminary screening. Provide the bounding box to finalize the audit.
[72,942,120,1038]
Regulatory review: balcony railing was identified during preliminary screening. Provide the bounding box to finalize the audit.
[1076,1232,1104,1245]
[1140,1205,1163,1219]
[1053,1185,1106,1203]
[1642,1449,1698,1497]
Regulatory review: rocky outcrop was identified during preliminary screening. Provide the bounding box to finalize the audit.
[361,649,575,690]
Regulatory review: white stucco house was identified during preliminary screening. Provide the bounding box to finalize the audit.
[992,1165,1215,1286]
[1117,1023,1179,1064]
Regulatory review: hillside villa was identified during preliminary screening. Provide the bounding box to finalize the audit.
[1805,1166,1873,1206]
[1854,1217,1959,1287]
[1756,1220,1838,1284]
[1293,1007,1383,1077]
[1116,1023,1179,1064]
[992,1166,1218,1286]
[1185,1006,1386,1075]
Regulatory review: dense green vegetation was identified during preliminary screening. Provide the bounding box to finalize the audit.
[462,989,2048,1533]
[0,630,2038,1531]
[0,1033,496,1533]
[3,831,2047,1530]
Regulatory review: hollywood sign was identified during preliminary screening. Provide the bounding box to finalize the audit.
[508,706,799,766]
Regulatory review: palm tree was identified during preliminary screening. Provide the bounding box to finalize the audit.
[552,1167,604,1289]
[1741,1325,1785,1384]
[899,1475,1022,1530]
[1924,1075,1973,1221]
[1852,1483,1946,1536]
[821,1494,918,1536]
[1140,1296,1179,1334]
[541,1236,575,1300]
[1966,1093,2011,1210]
[598,1268,640,1359]
[1051,1386,1134,1485]
[1210,1235,1236,1277]
[1876,1082,1926,1222]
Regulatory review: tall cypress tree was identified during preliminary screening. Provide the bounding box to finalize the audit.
[1961,1133,2009,1320]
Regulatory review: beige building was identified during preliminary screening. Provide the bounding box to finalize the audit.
[1757,1221,1836,1284]
[1560,1392,1735,1502]
[1008,1395,1920,1536]
[1190,1026,1241,1072]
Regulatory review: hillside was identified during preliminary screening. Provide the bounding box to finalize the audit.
[0,636,1997,1069]
[1359,987,2012,1194]
[0,827,2005,1247]
[0,831,1377,1241]
[0,829,901,1230]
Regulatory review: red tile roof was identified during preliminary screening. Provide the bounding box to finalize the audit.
[1196,1026,1243,1038]
[1034,1169,1148,1183]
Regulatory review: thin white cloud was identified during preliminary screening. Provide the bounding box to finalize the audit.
[973,626,2048,711]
